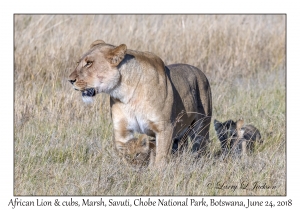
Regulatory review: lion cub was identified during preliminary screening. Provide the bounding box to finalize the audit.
[214,118,262,157]
[116,134,156,168]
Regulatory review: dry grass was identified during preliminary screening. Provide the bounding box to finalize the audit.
[14,14,285,195]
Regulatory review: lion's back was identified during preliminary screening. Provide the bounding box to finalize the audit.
[166,63,212,116]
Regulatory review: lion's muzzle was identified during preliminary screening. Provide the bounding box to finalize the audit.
[68,79,76,85]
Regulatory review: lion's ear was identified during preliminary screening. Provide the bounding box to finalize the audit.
[90,40,105,48]
[213,119,222,130]
[106,44,127,67]
[236,118,244,138]
[115,141,126,155]
[236,118,244,130]
[148,140,156,150]
[138,136,149,152]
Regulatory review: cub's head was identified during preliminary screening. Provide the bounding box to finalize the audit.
[68,40,127,103]
[214,118,247,153]
[214,119,238,146]
[116,135,156,168]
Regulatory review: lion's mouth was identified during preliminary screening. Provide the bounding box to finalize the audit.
[82,88,96,97]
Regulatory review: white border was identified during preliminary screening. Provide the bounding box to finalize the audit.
[2,0,299,209]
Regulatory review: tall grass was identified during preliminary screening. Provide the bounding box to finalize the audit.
[14,15,285,195]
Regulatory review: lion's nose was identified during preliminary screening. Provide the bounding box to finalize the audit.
[69,79,76,85]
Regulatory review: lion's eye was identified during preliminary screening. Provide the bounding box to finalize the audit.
[85,61,93,67]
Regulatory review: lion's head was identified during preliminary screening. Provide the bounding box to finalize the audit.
[68,40,127,103]
[116,135,156,168]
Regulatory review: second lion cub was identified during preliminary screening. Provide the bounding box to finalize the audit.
[214,118,262,157]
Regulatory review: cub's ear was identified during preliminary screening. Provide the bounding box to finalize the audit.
[148,139,156,150]
[138,136,149,152]
[214,119,222,130]
[106,44,127,67]
[115,141,126,154]
[236,119,244,129]
[236,119,244,138]
[90,40,105,48]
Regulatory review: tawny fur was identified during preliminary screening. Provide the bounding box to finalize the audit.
[69,40,212,165]
[116,134,156,168]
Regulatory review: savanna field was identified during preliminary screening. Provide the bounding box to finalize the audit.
[14,15,286,195]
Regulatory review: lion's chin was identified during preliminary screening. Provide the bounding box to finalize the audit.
[82,96,94,104]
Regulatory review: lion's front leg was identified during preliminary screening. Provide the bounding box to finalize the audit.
[155,124,173,165]
[110,101,135,156]
[112,117,134,156]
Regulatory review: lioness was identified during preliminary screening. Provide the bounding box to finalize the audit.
[68,40,212,165]
[214,118,262,156]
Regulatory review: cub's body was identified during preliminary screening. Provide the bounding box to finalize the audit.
[214,119,262,157]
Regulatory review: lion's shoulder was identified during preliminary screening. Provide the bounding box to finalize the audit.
[126,49,166,75]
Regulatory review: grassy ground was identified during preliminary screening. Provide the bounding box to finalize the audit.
[14,15,285,195]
